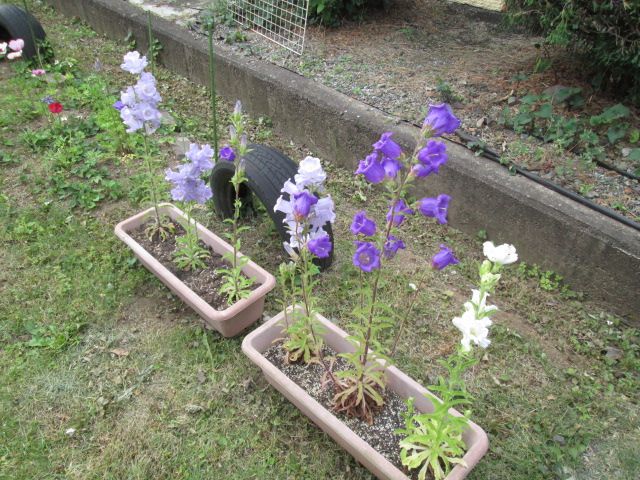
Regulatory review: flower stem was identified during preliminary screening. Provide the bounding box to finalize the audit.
[208,21,219,167]
[147,11,155,76]
[142,134,161,227]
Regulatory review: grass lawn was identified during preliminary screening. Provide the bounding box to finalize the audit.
[0,2,638,479]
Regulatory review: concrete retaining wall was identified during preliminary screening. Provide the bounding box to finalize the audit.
[46,0,640,323]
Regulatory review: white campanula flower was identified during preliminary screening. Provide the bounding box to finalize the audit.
[452,308,492,352]
[294,156,326,189]
[0,42,7,55]
[310,195,335,229]
[483,241,518,265]
[275,158,334,259]
[121,51,148,74]
[464,289,498,319]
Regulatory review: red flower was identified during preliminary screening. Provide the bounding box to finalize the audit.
[48,102,63,114]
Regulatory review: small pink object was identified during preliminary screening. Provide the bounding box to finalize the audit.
[8,39,24,52]
[7,51,22,60]
[31,69,46,76]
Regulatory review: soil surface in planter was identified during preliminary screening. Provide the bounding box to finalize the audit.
[130,221,259,310]
[265,342,432,480]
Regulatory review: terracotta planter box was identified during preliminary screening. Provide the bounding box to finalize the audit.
[242,309,489,480]
[114,203,276,337]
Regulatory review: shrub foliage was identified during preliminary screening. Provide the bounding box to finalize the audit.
[505,0,640,102]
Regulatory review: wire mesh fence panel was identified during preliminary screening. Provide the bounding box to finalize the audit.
[228,0,309,55]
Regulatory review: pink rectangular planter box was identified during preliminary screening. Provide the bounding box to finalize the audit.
[242,309,489,480]
[114,203,276,337]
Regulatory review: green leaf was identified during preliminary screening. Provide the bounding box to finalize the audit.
[590,103,629,126]
[607,124,628,145]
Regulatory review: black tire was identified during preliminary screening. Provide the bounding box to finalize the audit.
[0,5,46,61]
[210,144,334,269]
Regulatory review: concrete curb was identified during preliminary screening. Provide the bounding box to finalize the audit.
[46,0,640,322]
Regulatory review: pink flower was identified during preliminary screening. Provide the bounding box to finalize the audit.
[7,51,22,60]
[31,69,46,77]
[8,39,24,52]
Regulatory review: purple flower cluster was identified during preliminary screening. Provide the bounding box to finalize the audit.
[118,52,162,134]
[349,104,462,274]
[165,143,215,204]
[274,157,335,259]
[355,132,403,184]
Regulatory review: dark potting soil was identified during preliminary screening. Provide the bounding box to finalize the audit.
[130,221,259,310]
[264,343,425,480]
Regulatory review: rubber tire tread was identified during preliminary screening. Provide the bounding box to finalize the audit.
[0,5,46,60]
[210,144,333,269]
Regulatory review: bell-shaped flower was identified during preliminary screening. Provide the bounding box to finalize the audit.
[307,234,332,259]
[413,140,448,177]
[373,132,402,160]
[452,308,492,352]
[418,194,451,224]
[353,241,381,273]
[310,195,335,230]
[381,156,402,179]
[423,103,461,136]
[295,156,327,189]
[483,241,518,265]
[219,146,235,162]
[293,190,318,219]
[383,235,405,259]
[121,51,148,74]
[355,152,385,184]
[350,211,377,237]
[431,245,459,270]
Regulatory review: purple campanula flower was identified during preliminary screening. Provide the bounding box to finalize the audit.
[121,51,148,75]
[165,164,213,204]
[134,74,161,105]
[383,235,405,259]
[120,106,144,133]
[112,100,125,111]
[219,145,236,162]
[386,199,414,227]
[423,104,461,137]
[381,156,402,179]
[350,211,377,237]
[41,95,55,105]
[120,86,137,107]
[353,241,381,273]
[293,190,318,219]
[418,194,451,224]
[431,244,459,270]
[307,234,332,259]
[355,152,385,184]
[413,140,448,177]
[373,132,402,160]
[185,143,214,174]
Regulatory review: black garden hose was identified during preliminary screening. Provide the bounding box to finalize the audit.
[452,130,640,232]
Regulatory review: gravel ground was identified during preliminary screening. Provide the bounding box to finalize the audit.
[126,0,639,222]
